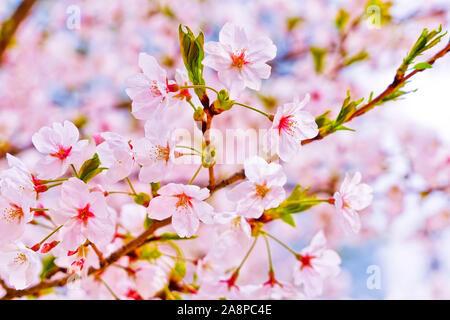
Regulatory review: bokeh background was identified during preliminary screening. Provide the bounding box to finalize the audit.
[0,0,449,299]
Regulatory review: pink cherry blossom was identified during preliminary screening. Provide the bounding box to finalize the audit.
[133,117,176,183]
[125,53,181,120]
[133,261,168,299]
[0,196,33,245]
[266,94,319,162]
[96,132,135,184]
[119,203,147,236]
[147,183,214,238]
[293,230,341,297]
[31,121,89,179]
[333,172,373,234]
[50,178,115,251]
[203,22,276,95]
[0,154,37,206]
[228,156,286,218]
[0,242,41,290]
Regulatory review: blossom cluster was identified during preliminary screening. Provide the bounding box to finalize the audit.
[0,22,375,299]
[0,0,448,300]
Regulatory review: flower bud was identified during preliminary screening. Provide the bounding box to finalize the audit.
[211,89,234,114]
[134,192,151,207]
[30,243,41,252]
[193,107,205,122]
[41,241,60,253]
[201,146,216,168]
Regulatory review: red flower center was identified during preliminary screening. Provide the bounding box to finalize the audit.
[299,254,315,270]
[176,193,192,210]
[50,145,72,160]
[77,204,95,224]
[278,115,295,135]
[231,50,249,70]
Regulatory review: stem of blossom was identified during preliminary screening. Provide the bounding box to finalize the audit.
[233,102,272,120]
[46,182,62,189]
[106,191,135,196]
[175,145,202,154]
[37,225,63,246]
[178,152,201,157]
[288,199,331,205]
[188,164,203,185]
[31,208,49,211]
[235,236,259,275]
[40,178,69,183]
[125,177,137,196]
[262,231,298,258]
[179,85,219,95]
[97,277,120,300]
[30,221,54,230]
[263,234,274,272]
[162,253,197,264]
[70,164,79,178]
[187,100,197,111]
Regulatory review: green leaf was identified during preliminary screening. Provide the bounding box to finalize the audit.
[315,110,334,129]
[265,185,324,222]
[377,88,417,105]
[396,25,446,79]
[365,0,393,27]
[78,153,104,183]
[310,46,327,73]
[179,25,207,104]
[335,91,364,125]
[413,62,432,70]
[280,214,296,227]
[39,255,56,280]
[344,50,369,66]
[335,8,350,32]
[286,16,303,31]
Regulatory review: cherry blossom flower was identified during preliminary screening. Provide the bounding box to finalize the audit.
[147,183,214,237]
[293,231,341,297]
[203,22,276,95]
[119,203,147,236]
[228,156,286,218]
[50,178,115,251]
[31,121,89,179]
[333,172,373,234]
[125,53,181,120]
[134,261,168,299]
[214,211,252,240]
[266,94,319,162]
[0,196,33,245]
[0,242,41,290]
[96,132,135,184]
[0,154,37,206]
[133,117,176,183]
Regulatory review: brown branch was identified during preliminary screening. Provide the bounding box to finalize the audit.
[0,0,37,63]
[208,169,245,194]
[302,40,450,145]
[89,242,105,265]
[1,219,171,300]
